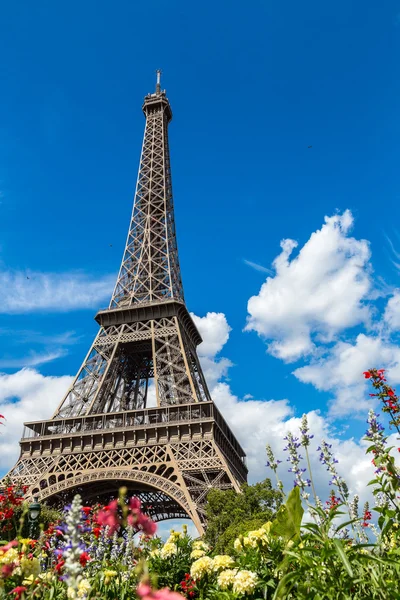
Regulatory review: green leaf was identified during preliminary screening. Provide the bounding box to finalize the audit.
[333,538,353,578]
[270,486,304,542]
[272,571,298,600]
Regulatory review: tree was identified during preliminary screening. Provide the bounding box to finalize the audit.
[204,478,283,552]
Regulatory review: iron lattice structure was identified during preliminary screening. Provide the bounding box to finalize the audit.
[7,73,247,534]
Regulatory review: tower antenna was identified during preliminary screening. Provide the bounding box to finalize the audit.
[156,69,162,94]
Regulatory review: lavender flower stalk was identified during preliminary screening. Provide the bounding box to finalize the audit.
[300,414,317,504]
[266,444,283,492]
[284,432,311,500]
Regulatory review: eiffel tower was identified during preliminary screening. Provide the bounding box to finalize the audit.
[7,72,247,534]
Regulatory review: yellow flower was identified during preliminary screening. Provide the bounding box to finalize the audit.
[0,548,19,565]
[233,538,243,553]
[212,555,235,571]
[104,570,118,585]
[192,540,209,552]
[22,574,36,586]
[217,569,238,589]
[77,578,91,598]
[67,588,76,600]
[190,556,214,579]
[262,521,272,534]
[190,549,206,559]
[168,529,183,542]
[233,570,258,594]
[160,542,177,558]
[21,557,40,577]
[149,548,161,558]
[242,536,255,548]
[248,528,269,546]
[39,572,54,582]
[19,538,33,551]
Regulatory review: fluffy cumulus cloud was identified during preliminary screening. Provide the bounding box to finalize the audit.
[0,269,114,313]
[191,312,231,357]
[294,334,400,417]
[0,369,73,470]
[245,211,372,362]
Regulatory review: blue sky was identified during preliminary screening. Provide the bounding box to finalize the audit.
[1,1,400,527]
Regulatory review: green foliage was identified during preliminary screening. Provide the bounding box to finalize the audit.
[204,478,283,553]
[270,487,303,542]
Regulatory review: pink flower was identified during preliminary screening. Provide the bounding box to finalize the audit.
[96,499,119,534]
[1,541,18,552]
[130,497,141,513]
[137,582,185,600]
[1,562,16,578]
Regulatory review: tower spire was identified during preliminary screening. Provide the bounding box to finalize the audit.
[156,69,161,94]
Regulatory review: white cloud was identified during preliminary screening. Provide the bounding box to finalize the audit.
[384,291,400,331]
[191,312,231,357]
[0,369,73,471]
[243,259,273,275]
[293,334,400,417]
[0,350,67,369]
[245,211,372,362]
[0,269,114,313]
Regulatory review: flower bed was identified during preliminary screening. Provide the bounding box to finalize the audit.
[1,369,400,599]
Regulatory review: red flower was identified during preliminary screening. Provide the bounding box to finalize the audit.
[92,526,101,538]
[79,551,90,567]
[54,559,65,573]
[387,388,395,397]
[4,508,14,519]
[10,587,27,600]
[362,508,372,528]
[82,507,91,517]
[363,371,372,379]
